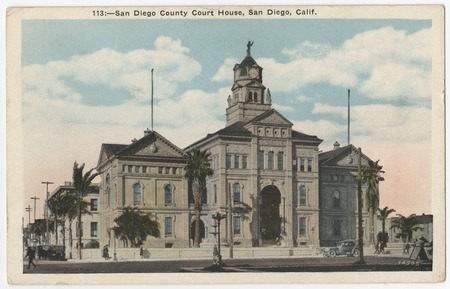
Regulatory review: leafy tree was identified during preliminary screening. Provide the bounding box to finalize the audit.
[362,160,385,244]
[72,161,99,260]
[30,218,54,244]
[390,214,423,243]
[113,207,160,248]
[185,150,214,247]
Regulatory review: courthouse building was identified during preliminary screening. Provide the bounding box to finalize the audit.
[95,44,379,251]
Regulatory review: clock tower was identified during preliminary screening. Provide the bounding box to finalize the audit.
[226,42,271,126]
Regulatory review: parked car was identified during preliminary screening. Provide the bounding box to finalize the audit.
[325,239,360,257]
[37,245,66,260]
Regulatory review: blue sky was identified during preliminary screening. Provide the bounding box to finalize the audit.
[21,18,433,216]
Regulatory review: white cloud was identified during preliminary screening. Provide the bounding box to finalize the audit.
[292,119,346,145]
[22,36,202,106]
[212,27,431,101]
[282,40,332,60]
[211,58,237,83]
[312,103,431,143]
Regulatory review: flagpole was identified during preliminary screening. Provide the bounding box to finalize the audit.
[348,89,350,145]
[151,68,154,132]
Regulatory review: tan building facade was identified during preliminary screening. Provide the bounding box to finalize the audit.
[96,131,190,248]
[185,49,322,248]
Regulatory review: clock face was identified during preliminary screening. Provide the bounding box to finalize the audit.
[249,68,259,78]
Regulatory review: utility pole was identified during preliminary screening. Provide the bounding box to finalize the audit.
[25,205,32,227]
[42,181,54,245]
[355,147,366,264]
[30,196,40,223]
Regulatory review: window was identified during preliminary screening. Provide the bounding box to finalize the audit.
[242,155,248,169]
[333,219,341,237]
[268,151,274,170]
[307,158,313,172]
[158,167,163,174]
[299,217,307,237]
[248,91,253,102]
[90,222,98,237]
[165,167,170,174]
[277,152,283,170]
[142,166,147,173]
[233,183,240,203]
[300,158,306,171]
[133,183,142,204]
[128,166,132,173]
[234,154,239,169]
[253,92,258,102]
[165,217,173,237]
[333,191,340,209]
[135,166,140,173]
[172,167,177,174]
[233,216,241,235]
[226,154,231,169]
[257,150,264,169]
[90,199,98,211]
[165,184,173,205]
[122,165,126,172]
[213,184,217,204]
[299,186,307,206]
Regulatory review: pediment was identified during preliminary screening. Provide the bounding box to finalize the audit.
[326,146,371,168]
[250,110,293,126]
[119,132,186,159]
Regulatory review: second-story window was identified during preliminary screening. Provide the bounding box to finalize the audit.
[233,183,240,203]
[165,184,173,205]
[133,183,142,205]
[90,199,98,211]
[268,151,274,170]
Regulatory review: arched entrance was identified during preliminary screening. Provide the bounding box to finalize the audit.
[260,185,281,245]
[190,220,205,245]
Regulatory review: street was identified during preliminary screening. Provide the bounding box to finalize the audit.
[23,255,431,274]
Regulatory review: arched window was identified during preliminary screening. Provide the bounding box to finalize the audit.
[253,92,258,102]
[165,184,173,205]
[233,183,240,203]
[268,151,274,170]
[299,185,307,206]
[333,190,340,209]
[248,91,253,102]
[133,183,142,205]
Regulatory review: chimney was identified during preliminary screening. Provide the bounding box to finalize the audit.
[333,141,340,150]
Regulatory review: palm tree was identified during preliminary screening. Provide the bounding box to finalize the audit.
[184,150,213,247]
[72,161,99,260]
[376,206,396,251]
[390,214,423,243]
[113,206,160,247]
[362,160,385,244]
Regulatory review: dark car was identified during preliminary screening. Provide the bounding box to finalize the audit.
[325,239,360,257]
[37,245,66,261]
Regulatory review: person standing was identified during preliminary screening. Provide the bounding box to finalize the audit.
[25,247,36,269]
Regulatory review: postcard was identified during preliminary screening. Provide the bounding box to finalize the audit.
[5,4,445,285]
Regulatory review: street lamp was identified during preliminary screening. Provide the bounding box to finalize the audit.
[211,212,226,266]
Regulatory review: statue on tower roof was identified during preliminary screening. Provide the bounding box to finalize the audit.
[246,40,254,56]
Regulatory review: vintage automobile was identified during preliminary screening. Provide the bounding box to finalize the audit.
[37,245,66,261]
[325,239,360,257]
